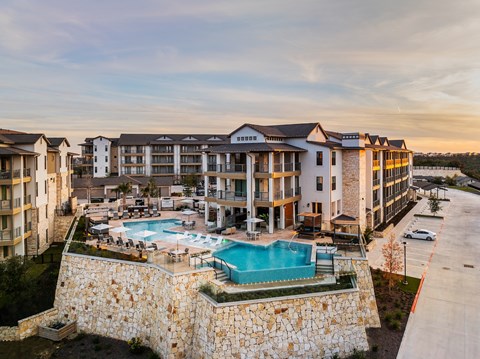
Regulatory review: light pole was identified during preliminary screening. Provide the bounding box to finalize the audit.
[402,241,408,285]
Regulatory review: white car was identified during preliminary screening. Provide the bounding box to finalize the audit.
[404,229,437,241]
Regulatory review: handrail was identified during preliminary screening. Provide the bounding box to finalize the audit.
[194,256,217,280]
[214,257,234,280]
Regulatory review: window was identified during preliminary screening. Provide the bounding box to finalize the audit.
[46,205,48,218]
[332,152,336,166]
[105,145,108,151]
[237,137,240,141]
[94,145,97,151]
[106,167,108,173]
[311,202,322,214]
[253,136,257,140]
[44,180,47,194]
[332,176,336,190]
[35,182,38,196]
[95,167,97,173]
[105,156,108,162]
[46,229,48,243]
[316,151,323,166]
[94,156,97,163]
[44,156,47,169]
[316,176,323,191]
[35,157,38,170]
[336,199,341,215]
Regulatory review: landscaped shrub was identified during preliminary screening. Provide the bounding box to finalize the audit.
[127,337,145,354]
[68,242,146,263]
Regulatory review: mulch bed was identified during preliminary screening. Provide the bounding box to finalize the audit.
[365,268,417,359]
[0,334,159,359]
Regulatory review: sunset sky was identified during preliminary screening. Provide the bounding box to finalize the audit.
[1,0,479,153]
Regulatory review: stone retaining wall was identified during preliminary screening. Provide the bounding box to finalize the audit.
[54,252,379,358]
[192,290,368,359]
[0,308,59,341]
[53,215,75,242]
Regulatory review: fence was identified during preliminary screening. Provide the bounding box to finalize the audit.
[413,166,459,170]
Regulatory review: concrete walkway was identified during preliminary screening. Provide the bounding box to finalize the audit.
[397,189,480,359]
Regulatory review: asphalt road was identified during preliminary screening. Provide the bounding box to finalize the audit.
[397,189,480,359]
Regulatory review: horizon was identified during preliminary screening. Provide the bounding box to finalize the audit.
[1,0,479,153]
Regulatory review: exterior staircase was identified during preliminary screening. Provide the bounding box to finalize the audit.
[316,258,334,275]
[214,269,229,282]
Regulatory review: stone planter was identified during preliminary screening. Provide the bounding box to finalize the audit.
[38,321,76,341]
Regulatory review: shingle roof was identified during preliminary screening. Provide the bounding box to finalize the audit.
[325,131,343,140]
[73,175,173,188]
[231,123,320,138]
[2,133,49,145]
[205,142,307,153]
[118,133,229,146]
[0,128,26,134]
[48,137,70,147]
[389,140,407,149]
[0,146,39,156]
[0,134,15,144]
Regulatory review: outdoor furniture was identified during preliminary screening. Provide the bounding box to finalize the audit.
[148,242,158,250]
[170,249,186,262]
[137,241,147,250]
[143,210,151,218]
[121,210,129,219]
[133,209,140,219]
[201,234,212,244]
[112,212,119,220]
[221,227,236,235]
[212,236,223,247]
[215,227,226,234]
[190,233,203,242]
[128,239,136,248]
[152,207,160,217]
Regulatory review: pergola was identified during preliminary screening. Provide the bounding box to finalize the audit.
[331,214,360,244]
[296,212,322,239]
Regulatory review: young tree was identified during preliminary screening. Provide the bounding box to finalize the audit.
[382,233,403,292]
[182,174,198,197]
[428,195,442,216]
[141,178,158,209]
[115,182,132,211]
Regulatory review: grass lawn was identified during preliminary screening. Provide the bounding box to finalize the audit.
[448,186,480,195]
[397,276,421,294]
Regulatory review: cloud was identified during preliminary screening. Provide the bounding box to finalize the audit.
[0,0,479,153]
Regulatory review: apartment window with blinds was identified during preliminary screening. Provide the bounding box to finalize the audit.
[316,176,323,191]
[332,176,336,190]
[332,152,336,166]
[316,151,323,166]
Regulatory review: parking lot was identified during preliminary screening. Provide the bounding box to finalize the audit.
[368,198,450,279]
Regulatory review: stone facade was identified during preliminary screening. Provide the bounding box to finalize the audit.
[53,253,380,358]
[53,215,75,242]
[342,150,367,229]
[0,308,59,341]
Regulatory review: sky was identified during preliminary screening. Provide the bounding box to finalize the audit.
[0,0,479,153]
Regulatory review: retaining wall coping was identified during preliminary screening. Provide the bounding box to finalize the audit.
[199,286,359,308]
[17,308,58,325]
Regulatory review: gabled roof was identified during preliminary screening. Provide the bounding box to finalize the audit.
[204,142,307,154]
[48,137,70,147]
[118,133,229,146]
[0,146,39,156]
[0,128,26,134]
[0,134,15,144]
[1,133,50,145]
[379,137,390,146]
[73,175,173,188]
[389,140,407,149]
[230,123,321,139]
[325,131,343,141]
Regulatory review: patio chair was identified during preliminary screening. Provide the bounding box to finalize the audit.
[143,209,151,218]
[201,234,212,244]
[212,236,223,247]
[98,234,105,242]
[190,233,203,242]
[122,210,129,219]
[148,242,158,250]
[133,209,140,219]
[181,220,186,227]
[117,238,125,247]
[107,236,116,245]
[138,241,147,250]
[128,239,136,248]
[112,212,119,220]
[152,208,160,217]
[104,235,114,243]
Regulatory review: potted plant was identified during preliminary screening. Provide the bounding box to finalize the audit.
[258,213,269,231]
[38,321,77,341]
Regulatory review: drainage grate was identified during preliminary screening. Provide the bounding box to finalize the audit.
[442,267,450,270]
[464,264,474,268]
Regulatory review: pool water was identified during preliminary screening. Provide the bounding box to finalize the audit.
[213,241,315,284]
[123,219,181,241]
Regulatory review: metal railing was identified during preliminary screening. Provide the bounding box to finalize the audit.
[24,195,31,205]
[384,176,395,183]
[254,191,269,201]
[152,168,174,174]
[151,147,173,153]
[208,164,247,173]
[24,221,32,232]
[295,187,301,196]
[385,194,395,203]
[373,178,380,186]
[23,168,31,177]
[0,199,11,210]
[0,229,12,241]
[207,189,217,198]
[217,190,247,201]
[373,199,380,208]
[385,159,394,167]
[121,149,144,154]
[192,256,218,280]
[14,198,21,208]
[121,160,144,164]
[273,190,283,200]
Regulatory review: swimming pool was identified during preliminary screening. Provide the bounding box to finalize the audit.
[213,241,315,284]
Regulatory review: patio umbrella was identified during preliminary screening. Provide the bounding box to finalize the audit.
[110,226,131,240]
[90,223,112,235]
[182,209,197,221]
[181,198,194,209]
[169,233,189,251]
[133,230,157,246]
[244,217,264,232]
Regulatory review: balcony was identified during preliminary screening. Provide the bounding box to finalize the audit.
[254,191,269,201]
[78,158,93,165]
[121,149,144,155]
[394,159,402,167]
[152,168,174,175]
[23,168,31,177]
[151,147,173,153]
[207,189,217,198]
[373,160,380,168]
[385,159,394,168]
[151,160,174,165]
[0,169,21,180]
[121,160,144,165]
[402,158,409,166]
[208,164,246,173]
[217,190,247,201]
[24,221,32,232]
[24,195,31,205]
[82,149,93,155]
[384,194,395,203]
[255,162,301,173]
[0,229,12,241]
[384,176,395,183]
[373,199,380,208]
[373,178,380,187]
[180,166,201,174]
[181,146,201,153]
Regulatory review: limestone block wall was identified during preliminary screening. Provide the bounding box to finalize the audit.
[342,150,367,229]
[351,259,380,328]
[192,290,369,359]
[54,254,213,359]
[52,215,75,242]
[413,168,462,178]
[0,308,59,341]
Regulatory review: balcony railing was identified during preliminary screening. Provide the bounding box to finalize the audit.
[385,194,395,203]
[24,221,32,232]
[0,229,12,241]
[152,168,174,174]
[373,178,380,186]
[217,190,247,201]
[152,159,174,164]
[82,149,93,155]
[255,162,302,173]
[384,176,395,183]
[373,160,380,167]
[207,189,217,198]
[122,149,144,154]
[0,200,12,210]
[254,191,269,201]
[151,147,173,153]
[254,163,268,173]
[285,188,293,198]
[273,190,283,200]
[23,168,31,177]
[385,159,394,167]
[78,158,93,165]
[295,187,301,196]
[180,167,201,174]
[208,164,247,173]
[373,199,380,208]
[24,195,31,205]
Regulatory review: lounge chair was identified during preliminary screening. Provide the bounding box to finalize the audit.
[212,236,223,247]
[221,227,236,235]
[143,210,151,218]
[152,208,160,217]
[201,234,212,244]
[128,239,136,248]
[190,233,203,242]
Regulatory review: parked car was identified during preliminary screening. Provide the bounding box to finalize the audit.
[404,229,437,241]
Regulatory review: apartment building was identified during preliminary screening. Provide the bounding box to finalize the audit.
[78,134,228,182]
[202,123,413,233]
[0,130,75,259]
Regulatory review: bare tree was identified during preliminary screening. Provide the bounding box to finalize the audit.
[428,195,442,216]
[382,233,404,292]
